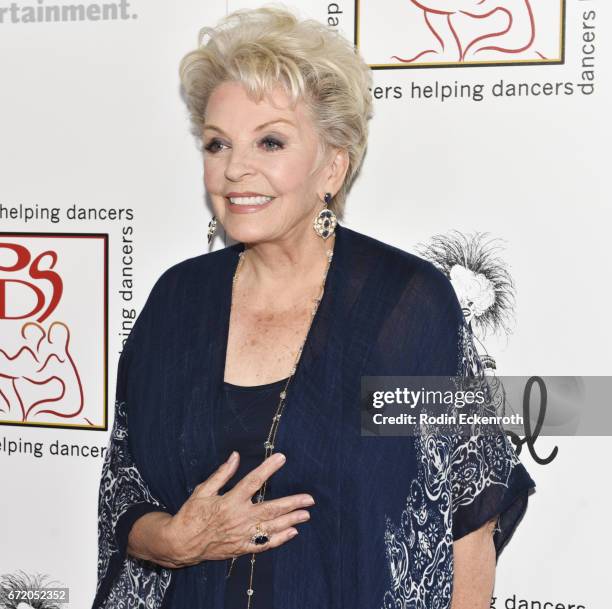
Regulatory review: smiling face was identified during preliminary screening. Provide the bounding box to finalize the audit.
[202,80,346,245]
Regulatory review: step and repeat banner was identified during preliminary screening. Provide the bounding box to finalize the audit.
[0,1,609,607]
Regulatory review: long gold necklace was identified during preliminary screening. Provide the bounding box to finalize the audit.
[224,237,335,608]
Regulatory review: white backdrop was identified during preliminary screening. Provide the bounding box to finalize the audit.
[0,1,609,607]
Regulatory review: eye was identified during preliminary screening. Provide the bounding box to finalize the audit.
[260,136,284,151]
[203,138,227,153]
[203,135,285,154]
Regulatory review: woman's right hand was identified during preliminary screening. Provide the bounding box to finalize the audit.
[161,451,315,567]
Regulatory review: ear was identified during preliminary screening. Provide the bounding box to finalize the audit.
[325,147,350,197]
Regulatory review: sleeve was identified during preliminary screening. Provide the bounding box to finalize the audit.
[412,263,536,561]
[91,330,173,608]
[449,320,536,560]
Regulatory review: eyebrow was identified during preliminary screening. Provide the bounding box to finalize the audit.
[202,118,296,135]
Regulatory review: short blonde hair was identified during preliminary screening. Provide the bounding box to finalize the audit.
[178,4,373,220]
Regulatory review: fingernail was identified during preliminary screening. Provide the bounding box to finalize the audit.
[273,452,286,463]
[288,528,298,538]
[228,451,238,463]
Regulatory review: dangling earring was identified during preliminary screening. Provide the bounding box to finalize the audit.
[313,192,338,240]
[207,215,217,244]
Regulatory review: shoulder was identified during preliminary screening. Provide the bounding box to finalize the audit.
[342,227,464,375]
[148,243,240,297]
[340,225,457,306]
[125,244,239,349]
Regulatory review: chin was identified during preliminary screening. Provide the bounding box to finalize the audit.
[223,220,275,245]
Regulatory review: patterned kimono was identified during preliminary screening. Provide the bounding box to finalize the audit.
[91,222,535,609]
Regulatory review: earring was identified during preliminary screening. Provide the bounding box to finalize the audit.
[207,215,217,244]
[313,192,338,240]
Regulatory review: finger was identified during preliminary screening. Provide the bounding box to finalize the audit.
[262,509,311,534]
[243,508,310,546]
[231,452,286,501]
[196,451,240,497]
[252,493,315,521]
[244,526,299,555]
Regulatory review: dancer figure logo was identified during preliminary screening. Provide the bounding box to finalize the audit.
[0,233,108,429]
[356,0,565,68]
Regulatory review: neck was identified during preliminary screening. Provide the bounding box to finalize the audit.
[237,226,336,306]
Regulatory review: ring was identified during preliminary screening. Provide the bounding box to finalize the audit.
[250,523,270,545]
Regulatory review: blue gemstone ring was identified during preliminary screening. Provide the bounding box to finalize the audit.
[250,524,270,545]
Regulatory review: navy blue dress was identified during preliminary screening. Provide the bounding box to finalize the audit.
[218,376,290,609]
[92,222,536,609]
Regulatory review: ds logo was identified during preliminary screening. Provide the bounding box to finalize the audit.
[0,242,63,322]
[0,233,107,429]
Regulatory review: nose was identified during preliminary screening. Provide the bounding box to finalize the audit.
[224,145,255,182]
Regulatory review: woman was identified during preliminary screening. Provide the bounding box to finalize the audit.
[91,6,535,609]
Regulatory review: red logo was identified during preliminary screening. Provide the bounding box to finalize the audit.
[356,0,564,67]
[0,234,107,429]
